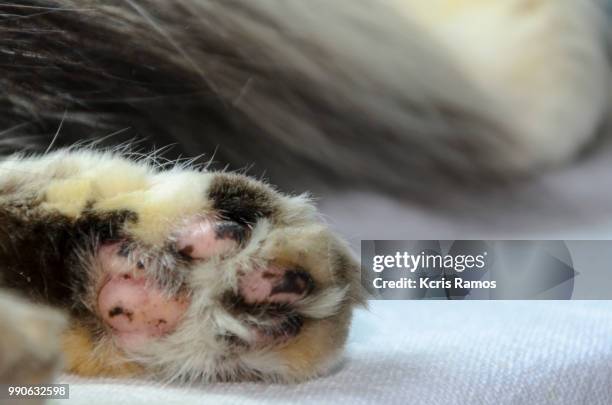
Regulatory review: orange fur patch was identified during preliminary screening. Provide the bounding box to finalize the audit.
[62,322,143,377]
[276,311,351,380]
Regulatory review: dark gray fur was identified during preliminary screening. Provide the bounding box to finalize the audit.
[0,1,581,198]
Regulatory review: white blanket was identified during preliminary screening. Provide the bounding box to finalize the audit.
[58,301,612,405]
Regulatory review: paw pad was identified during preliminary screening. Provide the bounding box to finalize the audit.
[175,219,246,260]
[239,266,314,305]
[96,243,189,351]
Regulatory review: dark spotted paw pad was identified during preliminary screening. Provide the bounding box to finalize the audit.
[175,218,248,260]
[222,266,316,346]
[239,266,314,305]
[96,243,190,351]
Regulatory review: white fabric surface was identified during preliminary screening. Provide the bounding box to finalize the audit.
[58,301,612,405]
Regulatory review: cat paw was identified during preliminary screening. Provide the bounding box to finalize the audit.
[69,165,361,381]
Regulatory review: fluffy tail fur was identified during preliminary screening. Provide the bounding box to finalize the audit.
[0,1,609,197]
